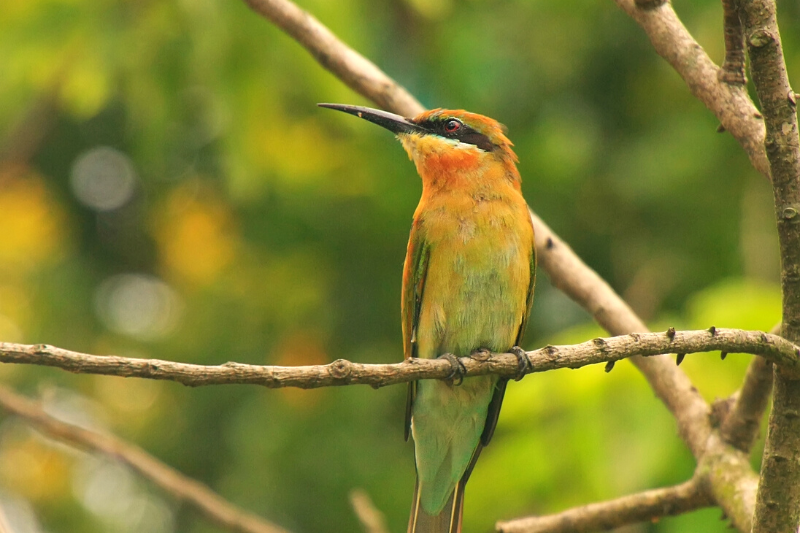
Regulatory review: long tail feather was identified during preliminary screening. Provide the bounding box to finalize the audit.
[407,478,462,533]
[407,444,483,533]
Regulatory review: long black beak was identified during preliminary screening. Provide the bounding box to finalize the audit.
[318,103,426,135]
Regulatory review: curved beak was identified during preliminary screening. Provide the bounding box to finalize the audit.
[318,103,426,135]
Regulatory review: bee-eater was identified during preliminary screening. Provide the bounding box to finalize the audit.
[320,103,536,533]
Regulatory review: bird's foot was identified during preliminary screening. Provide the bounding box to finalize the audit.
[438,353,466,386]
[510,346,530,381]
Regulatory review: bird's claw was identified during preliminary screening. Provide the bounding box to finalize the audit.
[510,346,530,381]
[438,353,466,385]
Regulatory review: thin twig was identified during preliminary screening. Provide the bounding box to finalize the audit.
[615,0,769,180]
[496,477,712,533]
[738,0,800,530]
[349,489,390,533]
[0,386,289,533]
[0,329,796,389]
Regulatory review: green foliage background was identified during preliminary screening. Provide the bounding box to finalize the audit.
[0,0,795,531]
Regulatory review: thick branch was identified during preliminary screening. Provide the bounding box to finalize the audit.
[739,0,800,531]
[615,0,769,179]
[0,386,289,533]
[495,477,712,533]
[0,329,796,389]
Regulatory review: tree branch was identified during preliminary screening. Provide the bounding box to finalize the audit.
[718,323,780,452]
[0,386,289,533]
[0,329,796,389]
[615,0,769,179]
[738,0,800,530]
[720,356,773,452]
[495,477,712,533]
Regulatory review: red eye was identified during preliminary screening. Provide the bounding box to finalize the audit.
[444,119,461,133]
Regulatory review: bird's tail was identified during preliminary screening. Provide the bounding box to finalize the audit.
[407,444,483,533]
[406,477,465,533]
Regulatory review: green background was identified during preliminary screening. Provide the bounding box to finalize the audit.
[0,0,794,531]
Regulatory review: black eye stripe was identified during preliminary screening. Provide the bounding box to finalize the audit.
[416,118,495,152]
[458,131,495,152]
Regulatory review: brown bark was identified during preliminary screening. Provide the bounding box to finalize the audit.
[496,478,712,533]
[738,0,800,530]
[1,329,795,390]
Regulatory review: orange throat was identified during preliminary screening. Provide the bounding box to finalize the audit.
[399,133,520,193]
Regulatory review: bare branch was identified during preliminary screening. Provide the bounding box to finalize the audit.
[349,489,390,533]
[0,329,796,390]
[496,477,712,533]
[0,386,289,533]
[615,0,769,180]
[738,0,800,530]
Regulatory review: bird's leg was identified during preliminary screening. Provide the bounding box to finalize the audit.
[510,346,530,381]
[438,353,466,386]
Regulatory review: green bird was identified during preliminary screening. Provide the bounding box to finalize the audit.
[320,103,536,533]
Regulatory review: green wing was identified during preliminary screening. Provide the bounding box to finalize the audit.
[402,222,430,442]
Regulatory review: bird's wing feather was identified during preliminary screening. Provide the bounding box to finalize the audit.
[402,222,430,441]
[515,234,537,347]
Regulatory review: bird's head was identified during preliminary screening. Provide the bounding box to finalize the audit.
[319,104,519,184]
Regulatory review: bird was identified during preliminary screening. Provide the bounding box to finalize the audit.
[319,103,536,533]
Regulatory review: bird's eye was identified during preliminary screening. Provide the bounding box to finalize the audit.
[444,119,461,133]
